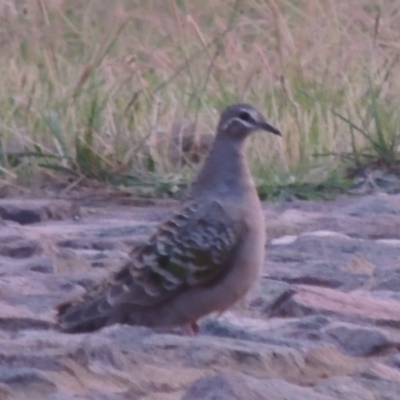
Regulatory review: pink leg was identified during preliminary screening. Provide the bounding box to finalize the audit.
[182,321,199,336]
[190,321,199,334]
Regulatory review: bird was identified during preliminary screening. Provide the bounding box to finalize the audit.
[56,103,281,334]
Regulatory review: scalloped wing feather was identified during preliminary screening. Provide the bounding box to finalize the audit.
[57,199,242,332]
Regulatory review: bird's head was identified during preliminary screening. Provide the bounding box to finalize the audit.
[217,103,281,141]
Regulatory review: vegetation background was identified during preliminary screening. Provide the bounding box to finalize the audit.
[0,0,399,199]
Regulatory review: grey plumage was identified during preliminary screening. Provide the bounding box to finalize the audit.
[57,103,281,333]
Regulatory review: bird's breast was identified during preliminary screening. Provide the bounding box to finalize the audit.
[220,198,266,303]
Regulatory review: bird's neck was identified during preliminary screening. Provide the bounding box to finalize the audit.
[188,135,255,199]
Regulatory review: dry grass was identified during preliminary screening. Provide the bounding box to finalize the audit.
[0,0,400,197]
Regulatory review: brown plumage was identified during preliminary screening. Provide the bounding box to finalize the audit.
[57,103,281,333]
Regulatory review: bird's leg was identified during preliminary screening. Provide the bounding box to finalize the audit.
[191,321,199,334]
[182,321,199,336]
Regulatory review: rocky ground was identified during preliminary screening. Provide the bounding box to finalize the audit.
[1,193,400,399]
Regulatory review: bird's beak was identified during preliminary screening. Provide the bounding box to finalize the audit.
[258,121,281,136]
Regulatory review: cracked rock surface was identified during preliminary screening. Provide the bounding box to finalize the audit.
[1,193,400,399]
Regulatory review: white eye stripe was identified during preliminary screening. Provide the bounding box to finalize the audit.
[222,116,255,131]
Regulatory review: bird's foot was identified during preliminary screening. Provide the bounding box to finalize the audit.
[182,321,199,336]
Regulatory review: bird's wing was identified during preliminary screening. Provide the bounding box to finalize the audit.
[57,199,243,331]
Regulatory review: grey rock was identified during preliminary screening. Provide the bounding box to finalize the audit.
[0,317,51,332]
[182,373,336,400]
[268,233,400,291]
[46,392,139,400]
[0,256,53,275]
[0,352,62,372]
[273,315,329,342]
[181,373,265,400]
[200,318,307,350]
[323,214,400,240]
[1,191,400,399]
[93,224,151,238]
[340,194,400,216]
[57,238,123,251]
[0,367,52,385]
[315,376,375,400]
[0,238,42,258]
[141,333,305,379]
[373,273,400,292]
[324,323,390,356]
[250,278,294,317]
[283,285,400,328]
[0,199,80,224]
[0,367,56,400]
[386,353,400,369]
[204,315,329,349]
[355,376,400,400]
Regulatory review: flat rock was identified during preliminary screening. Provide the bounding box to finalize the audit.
[315,376,375,400]
[0,367,57,400]
[137,333,306,381]
[323,322,390,356]
[182,373,336,400]
[0,238,42,259]
[268,233,400,291]
[387,354,400,369]
[250,278,294,317]
[46,393,137,400]
[276,285,400,327]
[0,199,80,225]
[339,194,400,216]
[355,375,400,400]
[0,192,400,399]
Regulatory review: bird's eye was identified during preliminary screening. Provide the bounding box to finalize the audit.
[238,111,253,123]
